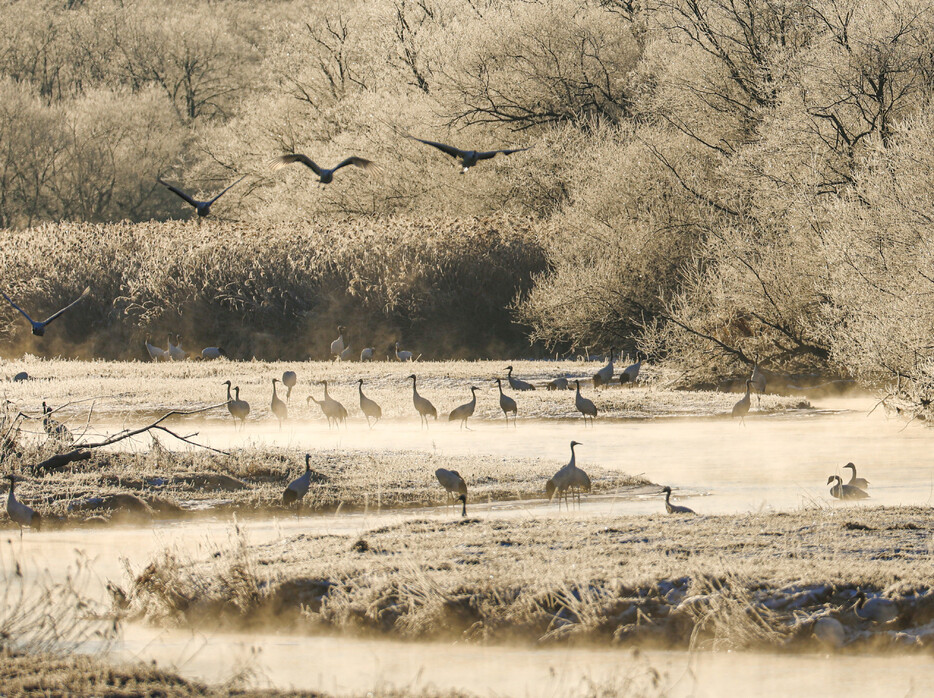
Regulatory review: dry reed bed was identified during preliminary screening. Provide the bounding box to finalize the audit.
[0,447,650,527]
[1,358,808,425]
[0,217,545,360]
[123,507,934,652]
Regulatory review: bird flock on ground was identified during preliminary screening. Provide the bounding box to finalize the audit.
[2,332,875,532]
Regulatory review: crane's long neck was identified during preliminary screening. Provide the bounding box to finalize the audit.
[358,382,364,396]
[225,383,232,400]
[305,455,310,473]
[322,382,329,398]
[460,496,467,517]
[272,381,278,399]
[496,380,503,395]
[665,489,671,505]
[234,388,240,400]
[470,389,477,406]
[8,480,14,502]
[569,445,577,470]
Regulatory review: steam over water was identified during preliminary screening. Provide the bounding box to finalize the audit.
[7,397,934,695]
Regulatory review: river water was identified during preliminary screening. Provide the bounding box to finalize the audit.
[5,398,934,695]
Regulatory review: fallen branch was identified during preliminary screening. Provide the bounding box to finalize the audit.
[35,403,229,472]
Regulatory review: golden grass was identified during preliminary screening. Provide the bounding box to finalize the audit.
[123,506,934,651]
[2,357,808,424]
[0,445,650,526]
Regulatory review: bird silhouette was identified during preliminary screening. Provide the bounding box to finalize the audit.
[593,349,616,390]
[270,378,288,429]
[158,176,244,218]
[1,287,90,337]
[273,154,376,183]
[410,137,531,173]
[449,386,479,429]
[574,380,597,426]
[505,366,535,391]
[843,463,869,490]
[661,486,695,514]
[408,374,437,428]
[494,378,518,426]
[545,441,590,510]
[6,474,41,533]
[732,380,752,422]
[828,474,869,500]
[357,379,382,428]
[222,381,250,430]
[435,468,468,516]
[283,454,328,509]
[282,371,298,404]
[620,354,643,386]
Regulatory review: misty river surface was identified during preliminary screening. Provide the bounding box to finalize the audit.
[7,398,934,695]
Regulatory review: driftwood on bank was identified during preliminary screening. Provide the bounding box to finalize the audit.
[34,403,229,472]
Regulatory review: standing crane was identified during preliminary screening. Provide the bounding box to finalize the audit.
[593,349,616,390]
[545,441,591,510]
[168,334,188,361]
[360,347,375,362]
[6,475,41,533]
[661,486,695,514]
[408,374,437,428]
[620,355,643,386]
[435,468,467,516]
[732,380,752,423]
[145,335,168,361]
[222,381,250,430]
[546,377,571,391]
[449,386,479,430]
[574,380,597,426]
[308,381,348,428]
[395,342,414,362]
[282,454,329,509]
[358,379,383,428]
[494,378,518,426]
[330,326,347,360]
[270,378,288,429]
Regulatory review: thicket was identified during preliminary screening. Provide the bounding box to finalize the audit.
[4,0,934,404]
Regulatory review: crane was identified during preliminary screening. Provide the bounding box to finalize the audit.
[435,468,468,516]
[574,380,597,426]
[410,136,531,173]
[661,486,695,514]
[408,374,437,428]
[545,441,590,510]
[358,379,383,428]
[448,386,479,429]
[1,286,90,337]
[494,378,518,426]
